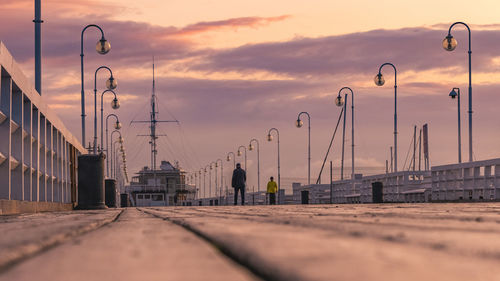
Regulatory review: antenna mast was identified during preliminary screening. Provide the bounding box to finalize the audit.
[131,57,179,188]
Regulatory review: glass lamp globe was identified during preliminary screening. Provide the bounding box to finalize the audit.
[267,134,273,142]
[111,98,120,109]
[249,144,254,151]
[119,136,124,143]
[237,150,242,156]
[106,77,117,90]
[296,119,303,128]
[374,73,385,86]
[114,121,122,130]
[226,156,231,161]
[442,35,457,51]
[96,38,111,54]
[335,95,345,107]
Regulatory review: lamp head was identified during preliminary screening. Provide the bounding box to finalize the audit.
[226,155,231,161]
[96,38,111,55]
[106,76,117,90]
[335,94,344,107]
[267,134,273,142]
[442,34,457,51]
[119,136,124,143]
[249,144,254,151]
[114,121,122,130]
[449,88,458,99]
[237,150,242,156]
[111,98,120,109]
[295,119,303,128]
[374,73,385,86]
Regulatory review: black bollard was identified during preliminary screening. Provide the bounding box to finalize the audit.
[76,154,107,209]
[120,193,129,207]
[105,179,117,208]
[372,182,384,203]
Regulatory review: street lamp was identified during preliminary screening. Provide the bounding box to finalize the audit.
[216,159,223,202]
[249,139,260,192]
[110,130,122,178]
[336,87,356,193]
[93,66,117,153]
[237,145,247,171]
[335,92,347,180]
[206,164,212,199]
[296,112,311,185]
[105,114,121,177]
[100,89,119,154]
[199,169,204,199]
[449,88,462,163]
[226,152,236,169]
[267,128,280,204]
[112,140,120,178]
[81,24,110,146]
[443,22,472,162]
[211,162,217,198]
[374,62,398,173]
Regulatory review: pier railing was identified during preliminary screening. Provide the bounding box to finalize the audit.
[431,158,500,201]
[0,42,86,205]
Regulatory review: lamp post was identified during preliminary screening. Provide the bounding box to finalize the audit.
[100,89,119,153]
[216,159,223,202]
[110,131,122,178]
[374,63,398,173]
[199,169,204,199]
[112,140,120,178]
[336,87,356,193]
[237,145,247,170]
[249,139,260,192]
[81,24,110,146]
[443,22,472,162]
[93,66,117,153]
[206,164,211,199]
[105,114,121,177]
[211,162,217,199]
[267,128,280,204]
[226,152,236,169]
[296,112,311,185]
[449,88,462,163]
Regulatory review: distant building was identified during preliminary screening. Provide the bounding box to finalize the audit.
[125,161,196,206]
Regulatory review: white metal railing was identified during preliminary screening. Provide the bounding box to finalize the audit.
[431,158,500,201]
[0,42,86,204]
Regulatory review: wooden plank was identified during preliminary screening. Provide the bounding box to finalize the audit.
[0,208,259,281]
[143,203,500,281]
[0,209,121,270]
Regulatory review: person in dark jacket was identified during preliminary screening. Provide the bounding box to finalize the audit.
[231,163,246,205]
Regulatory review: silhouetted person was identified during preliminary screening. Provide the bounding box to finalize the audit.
[231,163,246,205]
[267,176,278,205]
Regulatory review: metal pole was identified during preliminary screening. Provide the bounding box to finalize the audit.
[250,139,260,193]
[390,146,393,173]
[419,129,422,171]
[329,161,333,204]
[340,95,346,180]
[413,125,416,172]
[457,88,462,163]
[268,128,280,204]
[101,89,116,155]
[351,91,355,192]
[34,0,42,95]
[297,112,311,185]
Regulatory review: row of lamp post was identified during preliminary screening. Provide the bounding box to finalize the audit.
[186,21,475,206]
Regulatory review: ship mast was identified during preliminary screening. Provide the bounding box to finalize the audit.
[132,58,178,188]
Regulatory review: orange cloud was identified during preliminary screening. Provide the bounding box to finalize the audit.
[172,15,291,37]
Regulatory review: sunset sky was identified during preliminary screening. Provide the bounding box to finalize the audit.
[2,0,500,192]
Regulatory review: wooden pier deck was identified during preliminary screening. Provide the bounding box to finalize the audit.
[1,203,499,281]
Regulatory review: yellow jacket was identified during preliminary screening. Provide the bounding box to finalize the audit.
[267,180,278,193]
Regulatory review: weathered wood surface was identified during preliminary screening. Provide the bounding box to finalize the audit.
[0,208,258,281]
[0,209,121,270]
[143,203,500,281]
[0,204,499,281]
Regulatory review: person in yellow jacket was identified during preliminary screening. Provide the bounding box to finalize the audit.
[266,176,278,205]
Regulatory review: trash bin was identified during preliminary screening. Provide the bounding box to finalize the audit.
[372,182,383,203]
[105,179,117,208]
[76,154,106,209]
[301,190,309,204]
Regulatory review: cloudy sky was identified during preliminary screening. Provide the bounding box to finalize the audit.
[2,0,500,193]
